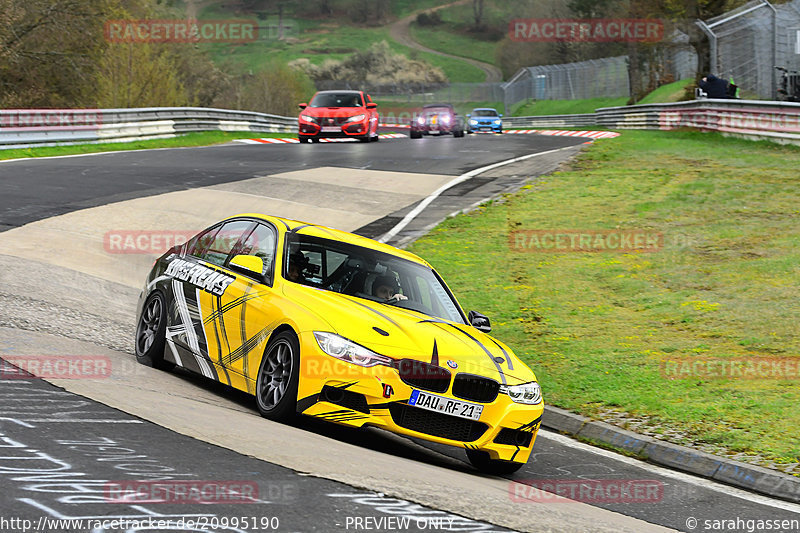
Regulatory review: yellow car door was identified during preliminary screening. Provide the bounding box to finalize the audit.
[198,221,282,394]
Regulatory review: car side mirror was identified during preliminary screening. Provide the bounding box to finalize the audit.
[468,310,491,333]
[466,114,471,118]
[298,103,307,110]
[499,114,503,118]
[366,102,377,109]
[229,255,266,283]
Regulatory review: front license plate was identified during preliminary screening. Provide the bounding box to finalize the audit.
[429,129,439,134]
[321,126,339,132]
[408,390,483,421]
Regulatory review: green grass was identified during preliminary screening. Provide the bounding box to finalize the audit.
[409,22,498,66]
[408,130,800,466]
[391,0,456,17]
[514,97,629,116]
[196,7,485,83]
[638,79,694,105]
[512,79,696,117]
[0,131,285,161]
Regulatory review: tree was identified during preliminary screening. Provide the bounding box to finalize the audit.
[96,43,188,108]
[472,0,485,31]
[0,0,115,107]
[655,0,742,82]
[224,62,315,116]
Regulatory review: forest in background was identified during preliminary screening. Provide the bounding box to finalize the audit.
[0,0,752,112]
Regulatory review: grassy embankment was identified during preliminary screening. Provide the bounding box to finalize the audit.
[408,129,800,470]
[512,79,694,116]
[197,2,486,83]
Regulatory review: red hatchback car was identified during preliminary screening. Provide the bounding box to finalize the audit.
[298,90,380,143]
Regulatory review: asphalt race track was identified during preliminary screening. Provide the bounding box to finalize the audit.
[1,134,798,533]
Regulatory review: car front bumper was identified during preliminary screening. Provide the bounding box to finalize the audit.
[298,120,370,138]
[292,331,543,464]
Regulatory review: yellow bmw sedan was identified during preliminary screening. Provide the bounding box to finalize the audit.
[135,213,544,474]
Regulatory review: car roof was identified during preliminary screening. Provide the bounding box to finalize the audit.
[225,213,431,267]
[314,90,362,95]
[472,107,498,112]
[423,103,454,109]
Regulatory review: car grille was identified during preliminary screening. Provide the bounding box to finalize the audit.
[493,428,533,448]
[452,374,499,403]
[320,116,352,126]
[393,359,451,393]
[389,403,488,442]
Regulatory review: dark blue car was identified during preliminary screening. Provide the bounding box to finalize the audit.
[466,108,503,134]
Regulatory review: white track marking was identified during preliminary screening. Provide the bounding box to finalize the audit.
[378,145,578,243]
[539,429,800,513]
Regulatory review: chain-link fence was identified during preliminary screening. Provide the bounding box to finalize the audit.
[317,0,800,109]
[502,57,630,108]
[701,0,800,99]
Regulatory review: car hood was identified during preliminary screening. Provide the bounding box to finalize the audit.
[283,284,535,385]
[302,107,365,117]
[474,116,499,122]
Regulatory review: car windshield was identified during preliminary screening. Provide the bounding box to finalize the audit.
[284,234,465,324]
[309,93,363,108]
[423,107,451,116]
[473,110,498,117]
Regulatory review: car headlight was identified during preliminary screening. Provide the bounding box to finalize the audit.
[469,119,478,125]
[442,115,451,124]
[494,119,502,124]
[501,381,542,405]
[313,332,392,367]
[345,114,366,123]
[299,114,317,124]
[417,116,425,125]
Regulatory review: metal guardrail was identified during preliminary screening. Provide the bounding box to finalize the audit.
[0,107,297,149]
[509,99,800,145]
[596,99,800,144]
[3,101,800,149]
[504,113,597,129]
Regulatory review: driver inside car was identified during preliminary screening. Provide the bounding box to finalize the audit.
[286,251,308,283]
[372,274,408,302]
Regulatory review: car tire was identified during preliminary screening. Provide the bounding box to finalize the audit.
[298,137,308,143]
[410,131,422,139]
[371,133,380,142]
[466,449,524,475]
[453,129,464,138]
[311,137,321,143]
[255,330,300,422]
[135,291,174,370]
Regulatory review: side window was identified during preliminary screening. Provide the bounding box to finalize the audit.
[236,223,277,283]
[199,220,254,267]
[186,225,221,258]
